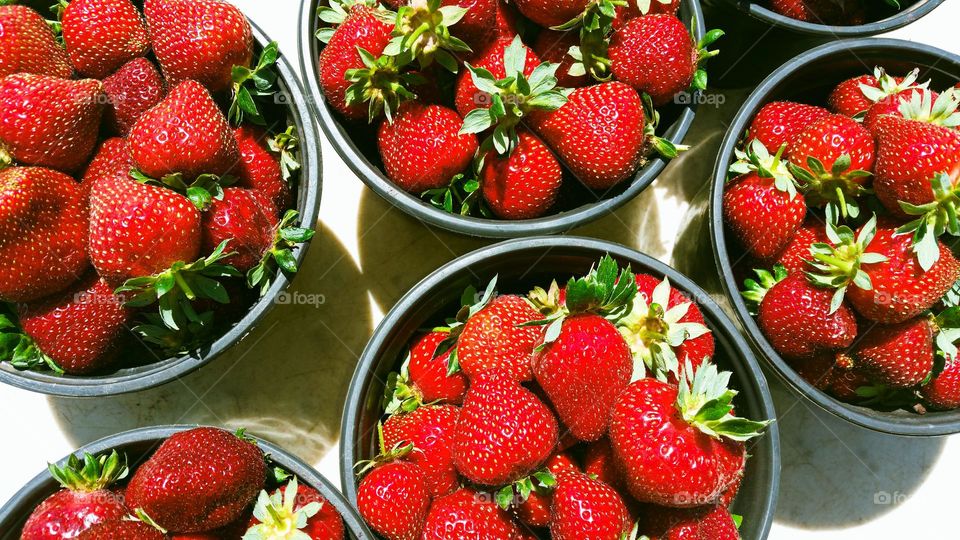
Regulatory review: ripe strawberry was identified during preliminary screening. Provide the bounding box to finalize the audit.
[18,274,131,375]
[378,102,478,193]
[0,167,88,303]
[421,488,522,539]
[641,503,740,540]
[456,294,543,381]
[747,101,831,155]
[386,330,468,410]
[317,3,393,120]
[609,363,767,507]
[81,138,134,193]
[125,427,267,533]
[480,129,562,219]
[769,0,864,25]
[77,520,166,540]
[532,30,588,89]
[550,471,631,540]
[848,318,934,388]
[357,460,431,540]
[532,81,646,190]
[144,0,253,92]
[455,36,540,118]
[383,404,460,497]
[61,0,150,78]
[245,477,345,540]
[0,74,103,173]
[89,172,200,286]
[512,0,588,27]
[102,58,166,136]
[511,451,580,528]
[775,218,828,275]
[827,364,874,403]
[583,439,624,491]
[722,140,806,261]
[828,68,921,118]
[921,358,960,410]
[201,187,277,272]
[128,80,241,180]
[453,370,559,486]
[21,451,128,540]
[444,0,497,51]
[232,125,291,212]
[0,5,72,78]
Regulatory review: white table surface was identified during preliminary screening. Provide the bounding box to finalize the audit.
[2,1,959,538]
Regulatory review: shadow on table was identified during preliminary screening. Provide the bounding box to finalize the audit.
[769,377,946,529]
[48,224,370,464]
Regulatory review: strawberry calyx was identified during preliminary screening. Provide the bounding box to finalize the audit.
[806,212,888,313]
[740,264,788,316]
[494,468,556,510]
[616,275,710,381]
[268,126,302,181]
[247,210,316,296]
[129,169,237,211]
[856,67,926,118]
[383,353,425,414]
[897,87,960,128]
[933,307,960,365]
[642,92,689,159]
[552,0,626,82]
[788,153,872,219]
[459,36,571,155]
[420,172,492,217]
[230,41,281,126]
[316,0,389,42]
[344,47,422,123]
[246,477,324,540]
[675,359,771,441]
[48,450,128,492]
[387,0,473,73]
[0,306,63,373]
[729,139,798,199]
[428,276,499,373]
[691,28,724,91]
[897,172,960,272]
[355,424,416,477]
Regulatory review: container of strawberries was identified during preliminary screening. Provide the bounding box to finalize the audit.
[300,0,716,237]
[0,0,321,396]
[341,237,780,539]
[708,0,944,36]
[711,38,960,436]
[0,425,373,538]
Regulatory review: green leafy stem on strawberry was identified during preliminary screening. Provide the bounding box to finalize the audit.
[494,468,556,510]
[0,305,63,373]
[247,209,316,296]
[129,169,237,211]
[230,40,280,126]
[806,212,888,313]
[552,0,627,82]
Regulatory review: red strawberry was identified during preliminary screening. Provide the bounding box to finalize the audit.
[532,81,646,190]
[828,68,921,118]
[102,58,166,136]
[201,187,277,272]
[747,101,831,155]
[232,125,291,212]
[421,488,522,539]
[383,404,460,497]
[480,129,563,219]
[769,0,864,25]
[144,0,253,92]
[921,357,960,410]
[317,4,393,120]
[357,460,431,540]
[774,218,828,275]
[444,0,498,51]
[456,294,544,381]
[583,439,624,491]
[18,274,131,375]
[378,102,478,193]
[848,318,934,388]
[128,80,241,180]
[550,471,631,540]
[608,14,699,106]
[0,74,103,173]
[827,363,874,403]
[21,451,128,540]
[245,477,346,540]
[512,0,589,28]
[81,138,134,193]
[641,503,740,540]
[61,0,150,78]
[89,172,200,286]
[0,5,72,78]
[453,370,559,486]
[455,36,540,118]
[77,521,166,540]
[0,167,88,303]
[405,330,468,405]
[609,363,767,507]
[532,30,588,89]
[511,451,580,528]
[125,427,267,533]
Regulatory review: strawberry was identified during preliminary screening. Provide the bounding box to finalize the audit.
[61,0,150,78]
[421,488,522,539]
[378,102,478,193]
[511,451,580,528]
[81,138,133,193]
[144,0,253,92]
[386,330,468,408]
[357,459,431,540]
[921,357,960,410]
[128,80,241,180]
[0,5,72,78]
[746,101,831,155]
[76,520,166,540]
[201,188,277,272]
[21,451,128,540]
[774,218,828,275]
[828,68,923,118]
[550,471,631,540]
[383,404,460,497]
[532,81,646,190]
[456,293,543,381]
[847,318,934,388]
[232,125,292,212]
[769,0,864,25]
[454,36,540,118]
[0,167,88,303]
[608,362,768,507]
[532,30,588,89]
[17,273,131,375]
[583,439,624,491]
[479,129,562,219]
[641,503,740,540]
[245,477,345,540]
[0,74,104,173]
[102,58,166,136]
[722,140,806,261]
[443,0,497,51]
[512,0,589,28]
[125,427,267,533]
[452,370,559,486]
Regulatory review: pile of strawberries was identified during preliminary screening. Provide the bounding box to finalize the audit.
[316,0,721,220]
[766,0,903,25]
[0,0,314,378]
[20,427,346,538]
[355,256,770,539]
[723,66,960,412]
